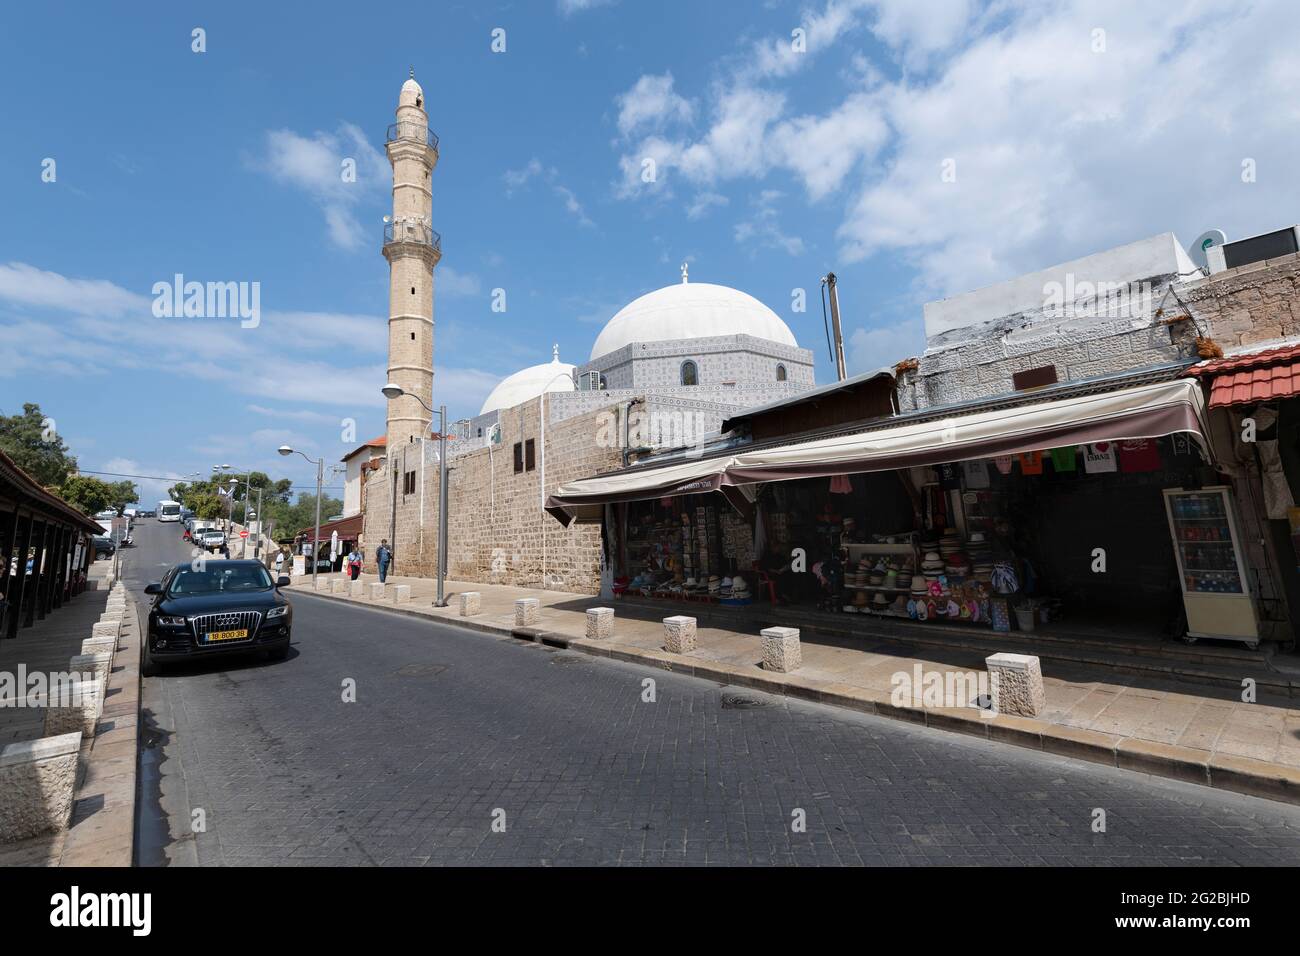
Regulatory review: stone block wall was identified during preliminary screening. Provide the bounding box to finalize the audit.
[365,397,626,594]
[1176,252,1300,350]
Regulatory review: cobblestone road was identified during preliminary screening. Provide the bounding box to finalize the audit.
[128,523,1300,866]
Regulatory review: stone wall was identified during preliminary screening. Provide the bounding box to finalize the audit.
[898,250,1300,412]
[365,397,627,594]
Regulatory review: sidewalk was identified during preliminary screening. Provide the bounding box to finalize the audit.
[291,570,1300,805]
[0,561,140,866]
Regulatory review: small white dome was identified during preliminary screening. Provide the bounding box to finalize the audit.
[479,354,576,415]
[590,281,797,362]
[399,75,424,107]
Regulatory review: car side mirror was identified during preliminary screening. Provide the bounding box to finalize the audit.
[276,576,291,587]
[144,583,161,595]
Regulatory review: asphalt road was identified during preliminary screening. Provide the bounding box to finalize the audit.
[121,518,1300,866]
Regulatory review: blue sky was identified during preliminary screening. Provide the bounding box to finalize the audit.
[2,0,1298,503]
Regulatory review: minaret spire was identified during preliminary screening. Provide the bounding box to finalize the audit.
[681,261,689,284]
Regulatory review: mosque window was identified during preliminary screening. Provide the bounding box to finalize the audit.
[680,360,698,386]
[525,439,536,471]
[513,442,523,473]
[776,364,787,381]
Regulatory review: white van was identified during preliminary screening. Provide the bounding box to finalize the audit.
[158,500,182,522]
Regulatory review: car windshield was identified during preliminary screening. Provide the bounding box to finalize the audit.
[168,565,273,595]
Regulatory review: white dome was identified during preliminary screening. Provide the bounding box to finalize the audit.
[479,355,576,415]
[590,281,797,362]
[399,75,424,107]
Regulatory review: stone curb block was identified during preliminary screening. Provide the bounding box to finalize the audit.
[0,732,83,842]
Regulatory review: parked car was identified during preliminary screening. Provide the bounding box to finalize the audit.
[92,535,116,559]
[141,560,293,676]
[200,530,227,552]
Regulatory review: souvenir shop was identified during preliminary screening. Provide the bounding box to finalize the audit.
[553,377,1261,644]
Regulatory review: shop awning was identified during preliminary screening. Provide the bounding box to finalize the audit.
[545,456,737,526]
[544,378,1213,525]
[726,377,1213,482]
[1187,343,1300,408]
[296,512,363,541]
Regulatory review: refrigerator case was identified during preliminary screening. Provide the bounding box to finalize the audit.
[1163,486,1259,645]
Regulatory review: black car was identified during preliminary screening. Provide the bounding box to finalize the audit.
[92,535,116,558]
[142,560,293,675]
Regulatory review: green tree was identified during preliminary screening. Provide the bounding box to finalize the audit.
[0,403,76,486]
[59,475,115,515]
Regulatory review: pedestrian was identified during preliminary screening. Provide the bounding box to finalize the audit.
[376,539,392,584]
[347,546,362,581]
[273,549,285,576]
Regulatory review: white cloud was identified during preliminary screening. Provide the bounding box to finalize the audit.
[558,0,615,14]
[615,73,693,136]
[734,190,805,257]
[0,262,146,316]
[439,266,482,297]
[838,0,1300,295]
[502,158,596,228]
[686,191,729,220]
[249,123,387,251]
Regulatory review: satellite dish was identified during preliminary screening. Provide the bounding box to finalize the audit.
[1188,229,1228,271]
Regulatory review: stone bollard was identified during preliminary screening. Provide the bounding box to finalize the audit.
[90,621,120,646]
[585,607,615,640]
[0,732,83,842]
[514,598,539,627]
[393,584,412,604]
[316,576,332,591]
[460,592,482,617]
[348,580,365,597]
[760,626,802,673]
[331,578,348,594]
[70,652,112,690]
[368,582,385,600]
[663,615,697,654]
[985,652,1045,718]
[40,679,102,740]
[81,637,115,660]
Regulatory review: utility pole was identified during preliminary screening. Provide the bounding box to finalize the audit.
[824,272,848,382]
[437,404,449,607]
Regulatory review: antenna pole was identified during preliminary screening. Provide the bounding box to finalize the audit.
[825,272,848,382]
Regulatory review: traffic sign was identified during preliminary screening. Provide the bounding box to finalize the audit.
[239,530,249,539]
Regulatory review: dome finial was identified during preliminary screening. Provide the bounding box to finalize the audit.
[552,343,560,362]
[680,261,689,284]
[409,66,415,79]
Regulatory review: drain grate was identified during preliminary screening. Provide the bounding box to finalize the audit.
[721,692,768,710]
[549,655,586,665]
[393,663,449,678]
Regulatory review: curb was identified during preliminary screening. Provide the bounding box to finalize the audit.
[290,586,1300,807]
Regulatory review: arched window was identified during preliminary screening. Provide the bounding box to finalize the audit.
[776,364,787,382]
[680,360,698,386]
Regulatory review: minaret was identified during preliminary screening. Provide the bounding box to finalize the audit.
[383,69,440,450]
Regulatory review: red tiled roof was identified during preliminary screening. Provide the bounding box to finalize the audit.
[1188,344,1300,408]
[340,435,386,462]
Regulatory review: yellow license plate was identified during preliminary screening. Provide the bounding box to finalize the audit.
[205,628,248,642]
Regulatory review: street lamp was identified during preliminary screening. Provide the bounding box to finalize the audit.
[278,445,324,590]
[382,383,449,607]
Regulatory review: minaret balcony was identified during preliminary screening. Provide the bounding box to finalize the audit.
[387,121,439,152]
[384,220,442,256]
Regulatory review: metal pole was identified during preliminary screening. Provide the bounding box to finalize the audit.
[825,272,848,382]
[311,458,322,590]
[254,487,263,560]
[436,405,448,607]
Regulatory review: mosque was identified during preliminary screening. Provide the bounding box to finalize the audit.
[361,72,817,592]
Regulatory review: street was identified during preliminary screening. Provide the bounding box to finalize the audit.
[117,519,1300,866]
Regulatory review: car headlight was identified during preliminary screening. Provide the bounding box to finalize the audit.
[158,616,187,627]
[266,606,289,619]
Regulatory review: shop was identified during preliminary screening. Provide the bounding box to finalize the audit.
[549,375,1269,647]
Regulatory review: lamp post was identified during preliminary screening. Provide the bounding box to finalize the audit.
[382,383,448,606]
[277,446,324,590]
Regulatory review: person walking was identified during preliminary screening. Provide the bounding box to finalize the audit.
[273,548,285,577]
[376,539,392,584]
[347,546,362,581]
